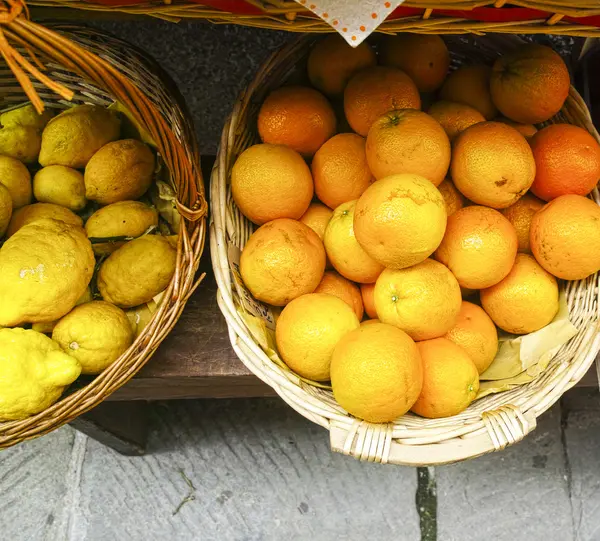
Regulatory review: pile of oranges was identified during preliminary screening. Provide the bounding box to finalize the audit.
[232,34,600,424]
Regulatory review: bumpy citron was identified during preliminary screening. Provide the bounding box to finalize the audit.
[7,202,82,238]
[33,166,87,211]
[314,270,364,320]
[0,125,40,164]
[0,184,12,238]
[0,155,32,209]
[330,322,423,423]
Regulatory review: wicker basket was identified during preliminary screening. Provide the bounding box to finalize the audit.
[211,34,600,465]
[25,0,600,38]
[0,8,207,448]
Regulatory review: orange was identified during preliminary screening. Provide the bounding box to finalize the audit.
[428,101,485,142]
[451,122,536,209]
[439,65,497,120]
[379,34,449,92]
[529,124,600,201]
[360,283,377,319]
[312,133,373,209]
[360,318,380,326]
[374,259,461,341]
[299,202,333,240]
[343,66,421,136]
[330,322,423,423]
[365,109,450,185]
[307,35,376,97]
[435,206,518,289]
[481,254,559,334]
[232,144,313,225]
[490,44,570,124]
[324,200,384,284]
[501,193,545,253]
[411,338,479,419]
[496,117,537,138]
[354,174,447,269]
[258,86,336,157]
[438,178,467,216]
[444,301,498,374]
[276,293,359,381]
[530,194,600,280]
[240,218,325,306]
[314,270,364,320]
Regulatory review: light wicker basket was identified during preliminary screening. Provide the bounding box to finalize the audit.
[211,34,600,465]
[0,6,207,448]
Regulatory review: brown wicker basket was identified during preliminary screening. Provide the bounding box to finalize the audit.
[24,0,600,38]
[211,34,600,465]
[0,8,207,448]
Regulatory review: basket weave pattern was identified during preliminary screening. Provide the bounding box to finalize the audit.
[0,19,207,448]
[211,34,600,465]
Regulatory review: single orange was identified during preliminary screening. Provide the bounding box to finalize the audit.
[496,117,537,138]
[299,202,333,240]
[354,173,447,269]
[530,194,600,280]
[314,270,364,320]
[276,293,360,381]
[490,44,570,124]
[411,338,479,419]
[360,283,377,319]
[330,322,423,423]
[307,35,377,96]
[258,86,336,157]
[438,178,467,216]
[323,200,384,284]
[529,124,600,201]
[439,65,498,120]
[343,66,421,137]
[501,193,545,253]
[360,318,380,326]
[232,144,313,225]
[240,219,325,306]
[481,254,559,334]
[374,259,461,341]
[435,206,518,289]
[428,101,485,142]
[444,301,498,374]
[451,122,536,209]
[365,109,450,185]
[312,133,373,209]
[379,34,449,92]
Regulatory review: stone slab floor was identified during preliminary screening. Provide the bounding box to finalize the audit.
[1,391,600,541]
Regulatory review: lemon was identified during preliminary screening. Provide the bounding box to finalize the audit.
[85,200,159,255]
[53,301,134,375]
[126,304,155,338]
[0,218,95,327]
[7,202,83,238]
[33,166,87,211]
[0,184,12,238]
[98,235,176,308]
[1,104,54,131]
[0,125,41,164]
[0,328,81,421]
[0,155,32,208]
[39,105,121,168]
[31,287,93,334]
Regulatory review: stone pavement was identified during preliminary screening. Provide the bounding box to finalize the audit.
[1,392,600,541]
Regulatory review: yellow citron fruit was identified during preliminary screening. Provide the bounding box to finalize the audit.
[0,218,94,327]
[98,235,177,308]
[0,328,81,421]
[374,259,461,341]
[85,139,155,204]
[480,253,559,335]
[500,193,545,253]
[53,301,134,375]
[32,287,93,335]
[126,304,154,338]
[0,184,12,238]
[438,178,467,217]
[39,104,121,168]
[0,155,32,208]
[354,174,447,269]
[1,104,54,131]
[33,166,87,212]
[324,200,384,284]
[0,125,41,164]
[330,322,423,423]
[411,337,479,419]
[7,203,83,238]
[444,301,498,374]
[276,293,360,381]
[85,200,159,255]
